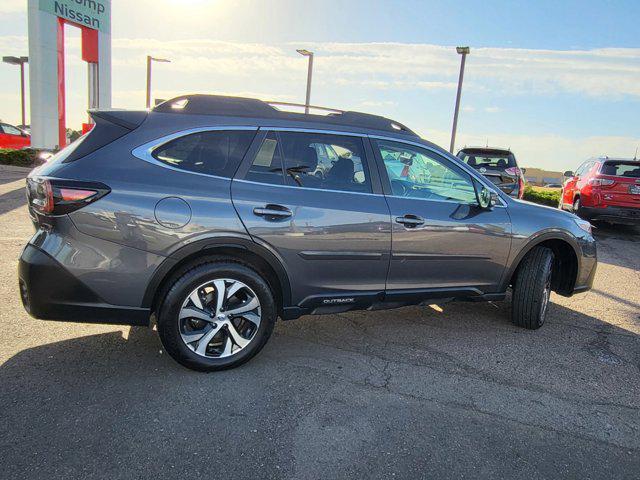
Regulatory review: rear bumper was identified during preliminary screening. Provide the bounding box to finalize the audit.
[580,205,640,225]
[18,244,150,326]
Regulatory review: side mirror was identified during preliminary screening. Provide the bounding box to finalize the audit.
[521,167,527,174]
[474,181,492,209]
[563,170,574,177]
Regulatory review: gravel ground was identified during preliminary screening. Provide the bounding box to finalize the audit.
[0,167,638,479]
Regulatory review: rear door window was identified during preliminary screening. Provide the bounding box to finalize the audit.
[278,131,372,193]
[152,130,255,177]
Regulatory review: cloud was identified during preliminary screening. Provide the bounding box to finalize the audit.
[0,32,637,170]
[360,100,398,107]
[105,38,640,99]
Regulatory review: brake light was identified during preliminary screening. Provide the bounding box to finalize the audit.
[517,175,525,199]
[505,167,522,176]
[59,188,98,202]
[588,177,615,187]
[26,177,109,216]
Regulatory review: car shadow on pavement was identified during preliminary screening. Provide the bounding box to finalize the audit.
[593,223,639,241]
[0,186,27,215]
[0,303,640,478]
[0,300,638,480]
[0,175,26,186]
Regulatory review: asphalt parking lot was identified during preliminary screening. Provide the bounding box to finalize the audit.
[0,166,638,479]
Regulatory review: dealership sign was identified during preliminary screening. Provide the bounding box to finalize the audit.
[39,0,110,33]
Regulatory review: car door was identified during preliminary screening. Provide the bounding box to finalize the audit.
[563,161,589,207]
[0,124,28,149]
[0,125,12,149]
[231,129,392,309]
[371,138,512,294]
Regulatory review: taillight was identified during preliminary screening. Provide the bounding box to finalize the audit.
[26,177,110,216]
[505,167,522,176]
[588,177,615,187]
[517,175,525,199]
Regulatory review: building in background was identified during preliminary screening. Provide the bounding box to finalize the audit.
[523,167,564,186]
[27,0,111,149]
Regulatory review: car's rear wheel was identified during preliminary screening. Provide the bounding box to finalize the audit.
[573,196,582,217]
[511,246,554,329]
[157,261,276,371]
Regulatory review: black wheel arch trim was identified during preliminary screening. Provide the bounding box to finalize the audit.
[142,235,292,309]
[500,229,581,292]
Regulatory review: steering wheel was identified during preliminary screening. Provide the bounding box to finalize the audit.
[390,179,409,197]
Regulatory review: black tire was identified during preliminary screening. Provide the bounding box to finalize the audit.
[573,196,583,218]
[511,246,554,329]
[157,260,276,371]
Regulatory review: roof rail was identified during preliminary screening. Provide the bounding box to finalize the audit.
[152,94,417,136]
[267,101,344,114]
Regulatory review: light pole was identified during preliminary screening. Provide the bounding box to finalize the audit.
[449,46,470,153]
[296,49,314,114]
[3,56,28,127]
[146,55,171,109]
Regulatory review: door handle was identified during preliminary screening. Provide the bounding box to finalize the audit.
[395,215,424,227]
[253,204,292,218]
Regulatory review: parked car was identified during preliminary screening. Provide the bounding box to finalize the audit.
[19,95,597,371]
[456,147,525,198]
[561,157,640,225]
[0,122,30,149]
[544,183,563,189]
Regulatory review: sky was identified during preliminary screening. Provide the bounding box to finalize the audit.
[0,0,638,171]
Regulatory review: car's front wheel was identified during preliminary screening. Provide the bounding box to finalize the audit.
[511,246,554,329]
[157,260,276,371]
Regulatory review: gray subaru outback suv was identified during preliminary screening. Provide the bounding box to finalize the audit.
[19,95,597,371]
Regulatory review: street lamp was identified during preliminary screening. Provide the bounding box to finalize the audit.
[146,55,171,109]
[449,46,470,153]
[296,49,314,114]
[2,56,28,127]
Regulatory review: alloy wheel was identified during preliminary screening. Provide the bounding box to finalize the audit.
[178,278,261,358]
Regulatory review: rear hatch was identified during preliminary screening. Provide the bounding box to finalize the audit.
[457,149,521,196]
[597,160,640,208]
[26,110,147,224]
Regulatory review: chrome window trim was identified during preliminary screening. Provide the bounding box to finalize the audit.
[234,178,488,207]
[131,125,508,209]
[131,126,259,180]
[368,134,508,208]
[233,177,384,198]
[258,126,367,137]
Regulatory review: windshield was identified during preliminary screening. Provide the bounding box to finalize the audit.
[600,161,640,178]
[458,150,516,169]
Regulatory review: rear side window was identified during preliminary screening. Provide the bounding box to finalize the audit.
[575,162,593,177]
[1,124,23,135]
[153,130,255,177]
[600,161,640,178]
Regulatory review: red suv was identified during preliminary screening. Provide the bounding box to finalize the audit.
[561,157,640,225]
[0,123,30,149]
